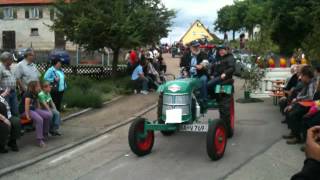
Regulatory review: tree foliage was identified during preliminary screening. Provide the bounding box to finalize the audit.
[52,0,175,73]
[215,0,320,60]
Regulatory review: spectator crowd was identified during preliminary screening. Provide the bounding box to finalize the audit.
[0,48,66,152]
[127,47,167,95]
[276,64,320,179]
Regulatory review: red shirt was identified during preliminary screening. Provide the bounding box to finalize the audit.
[130,51,137,66]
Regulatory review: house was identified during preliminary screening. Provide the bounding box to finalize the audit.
[0,0,74,51]
[180,20,218,45]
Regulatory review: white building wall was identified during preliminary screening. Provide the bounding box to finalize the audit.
[0,6,77,51]
[0,6,56,50]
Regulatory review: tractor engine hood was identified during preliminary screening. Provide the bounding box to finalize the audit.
[157,78,201,94]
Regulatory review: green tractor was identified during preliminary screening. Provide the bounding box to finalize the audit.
[128,78,234,160]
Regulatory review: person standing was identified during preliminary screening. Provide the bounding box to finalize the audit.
[0,52,19,116]
[130,49,138,67]
[44,58,66,111]
[15,48,40,95]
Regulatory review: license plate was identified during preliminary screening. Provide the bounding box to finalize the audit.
[180,124,208,132]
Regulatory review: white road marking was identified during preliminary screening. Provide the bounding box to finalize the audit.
[48,134,109,165]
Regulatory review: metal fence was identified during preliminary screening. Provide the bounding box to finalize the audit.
[37,63,128,79]
[33,49,127,66]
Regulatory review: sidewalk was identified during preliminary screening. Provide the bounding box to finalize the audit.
[0,93,158,171]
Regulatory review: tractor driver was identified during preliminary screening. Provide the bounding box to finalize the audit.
[181,40,208,103]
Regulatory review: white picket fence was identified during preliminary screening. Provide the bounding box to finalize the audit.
[250,68,292,98]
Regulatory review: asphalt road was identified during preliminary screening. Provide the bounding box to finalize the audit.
[2,55,289,180]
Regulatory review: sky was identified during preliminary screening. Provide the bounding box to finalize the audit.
[161,0,234,44]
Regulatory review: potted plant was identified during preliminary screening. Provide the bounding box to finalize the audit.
[238,56,265,103]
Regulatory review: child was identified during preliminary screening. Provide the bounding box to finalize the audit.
[38,81,61,136]
[20,81,52,147]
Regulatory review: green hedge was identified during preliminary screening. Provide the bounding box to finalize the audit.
[62,76,131,109]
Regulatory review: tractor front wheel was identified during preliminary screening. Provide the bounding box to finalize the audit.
[206,119,227,161]
[128,118,154,156]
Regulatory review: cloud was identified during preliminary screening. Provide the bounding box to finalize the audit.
[161,0,234,44]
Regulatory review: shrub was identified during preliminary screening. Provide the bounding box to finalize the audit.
[71,77,93,93]
[96,82,113,94]
[63,87,103,108]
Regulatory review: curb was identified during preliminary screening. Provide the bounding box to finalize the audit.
[0,102,157,178]
[61,95,124,122]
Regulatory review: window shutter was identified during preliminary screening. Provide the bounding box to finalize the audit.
[25,8,29,19]
[39,8,43,18]
[13,8,17,19]
[0,9,3,19]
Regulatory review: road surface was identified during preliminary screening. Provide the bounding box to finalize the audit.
[2,54,300,180]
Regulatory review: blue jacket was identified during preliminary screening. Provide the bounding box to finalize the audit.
[44,66,66,92]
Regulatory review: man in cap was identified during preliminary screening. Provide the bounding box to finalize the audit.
[180,40,208,103]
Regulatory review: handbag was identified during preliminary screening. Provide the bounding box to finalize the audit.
[51,71,59,93]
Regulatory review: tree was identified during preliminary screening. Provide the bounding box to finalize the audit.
[269,0,313,55]
[52,0,175,75]
[214,5,242,40]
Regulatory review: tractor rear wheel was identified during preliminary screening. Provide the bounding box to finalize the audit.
[158,93,175,136]
[206,119,227,161]
[128,118,154,156]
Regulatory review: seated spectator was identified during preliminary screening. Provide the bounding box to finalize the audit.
[20,81,52,147]
[291,126,320,180]
[131,61,149,95]
[38,81,61,136]
[279,65,299,114]
[283,66,317,144]
[0,89,20,152]
[0,102,10,153]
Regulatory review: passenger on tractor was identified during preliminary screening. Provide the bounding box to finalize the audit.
[207,45,235,98]
[180,40,209,103]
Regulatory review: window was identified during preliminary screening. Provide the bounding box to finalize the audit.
[3,8,13,19]
[25,7,43,19]
[30,28,39,36]
[30,8,39,19]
